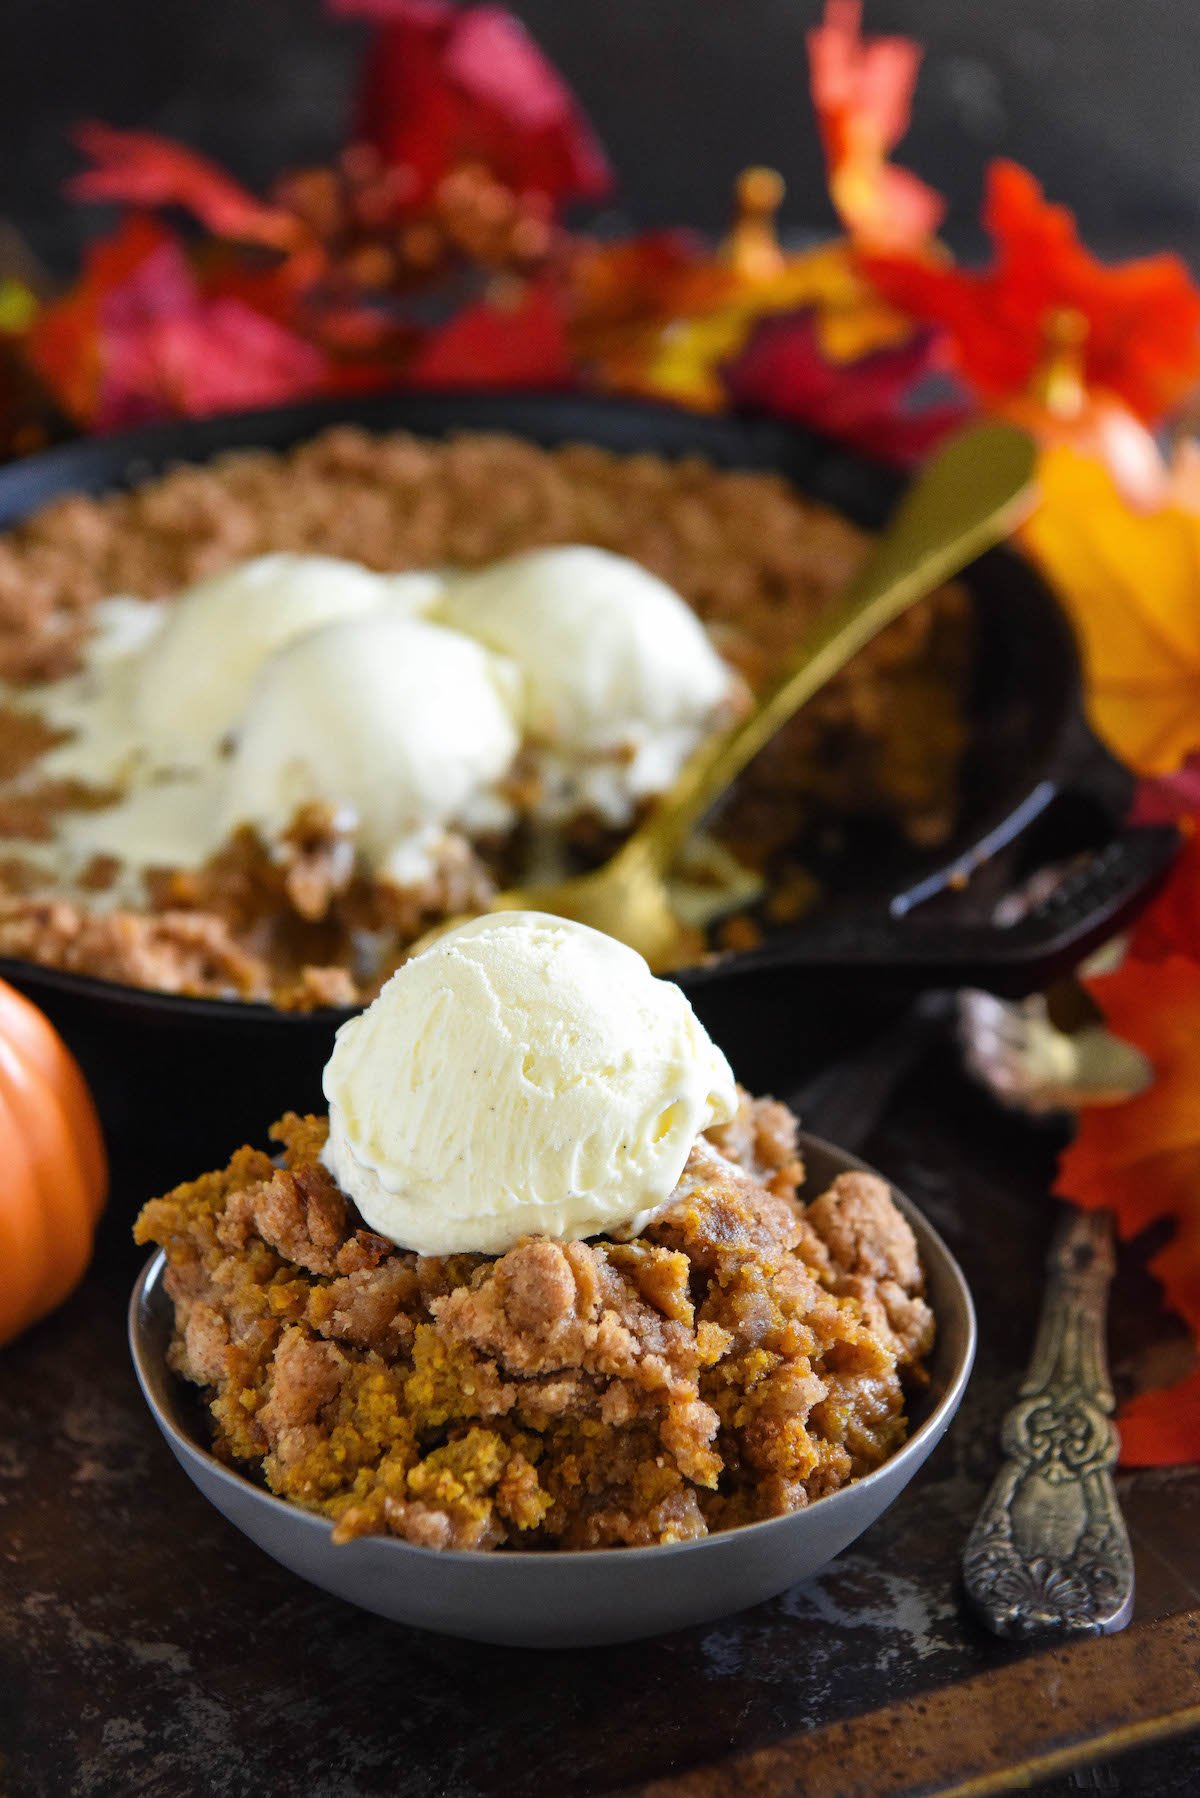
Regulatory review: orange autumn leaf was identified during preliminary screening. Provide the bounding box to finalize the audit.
[1020,446,1200,775]
[70,122,300,250]
[861,160,1200,426]
[567,228,734,393]
[1057,954,1200,1462]
[807,0,944,251]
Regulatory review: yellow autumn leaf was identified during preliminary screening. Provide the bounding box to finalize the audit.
[1021,444,1200,775]
[628,242,913,412]
[0,279,37,335]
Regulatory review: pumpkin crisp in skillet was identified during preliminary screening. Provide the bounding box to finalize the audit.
[135,913,934,1551]
[0,427,968,1006]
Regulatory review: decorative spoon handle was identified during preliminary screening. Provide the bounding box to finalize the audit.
[962,1206,1135,1639]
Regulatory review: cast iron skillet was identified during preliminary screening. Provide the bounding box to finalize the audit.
[0,393,1174,1182]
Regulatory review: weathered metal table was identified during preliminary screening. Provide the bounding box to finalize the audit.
[2,1041,1198,1797]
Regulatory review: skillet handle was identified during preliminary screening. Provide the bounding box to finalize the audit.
[728,824,1178,998]
[887,720,1135,922]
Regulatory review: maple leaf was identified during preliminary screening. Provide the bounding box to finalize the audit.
[574,236,915,412]
[860,160,1200,427]
[1057,953,1200,1462]
[1125,834,1200,965]
[99,298,330,431]
[70,122,299,250]
[1020,446,1200,775]
[1116,1367,1200,1467]
[96,241,328,429]
[28,217,328,429]
[405,275,571,388]
[1125,764,1200,963]
[807,0,944,251]
[1132,756,1200,827]
[27,213,169,422]
[568,229,726,344]
[331,0,612,213]
[723,312,965,466]
[567,231,736,405]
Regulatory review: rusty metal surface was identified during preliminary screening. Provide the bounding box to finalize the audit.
[631,1609,1200,1797]
[1,1044,1198,1798]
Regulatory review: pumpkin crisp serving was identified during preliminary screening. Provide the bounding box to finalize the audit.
[136,913,934,1552]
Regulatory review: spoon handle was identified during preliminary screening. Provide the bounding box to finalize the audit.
[634,420,1037,873]
[962,1205,1135,1639]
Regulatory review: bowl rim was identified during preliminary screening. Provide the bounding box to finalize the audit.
[128,1131,977,1568]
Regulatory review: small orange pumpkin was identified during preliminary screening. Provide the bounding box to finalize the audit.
[0,979,107,1347]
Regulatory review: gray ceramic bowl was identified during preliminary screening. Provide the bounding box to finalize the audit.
[129,1135,975,1647]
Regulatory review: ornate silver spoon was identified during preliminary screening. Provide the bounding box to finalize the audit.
[962,1203,1135,1637]
[960,976,1142,1638]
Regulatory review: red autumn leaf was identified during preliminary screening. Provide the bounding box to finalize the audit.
[1124,767,1200,963]
[405,275,571,389]
[1116,1366,1200,1467]
[1131,756,1200,828]
[27,213,172,422]
[1057,953,1200,1462]
[99,300,330,432]
[31,217,329,429]
[861,160,1200,425]
[189,238,332,333]
[70,122,299,250]
[332,0,612,213]
[807,0,944,251]
[723,311,965,466]
[1125,834,1200,965]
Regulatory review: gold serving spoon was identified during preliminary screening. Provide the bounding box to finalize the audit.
[474,420,1036,967]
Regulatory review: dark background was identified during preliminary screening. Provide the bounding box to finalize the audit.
[4,0,1200,276]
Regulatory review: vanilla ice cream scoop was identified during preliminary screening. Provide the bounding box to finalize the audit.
[222,614,520,878]
[135,554,445,770]
[438,546,733,824]
[322,911,737,1254]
